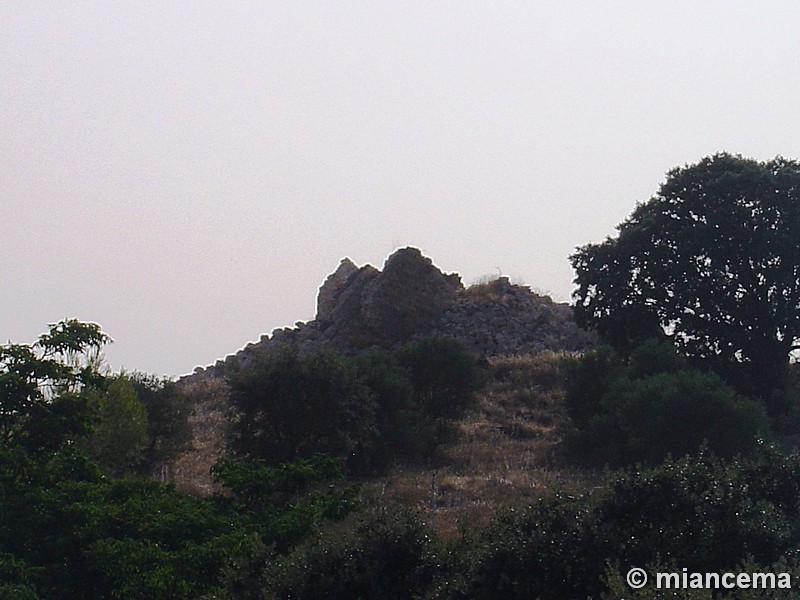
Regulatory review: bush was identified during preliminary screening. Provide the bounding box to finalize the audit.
[562,345,622,430]
[1,477,247,599]
[227,347,377,467]
[87,376,150,476]
[265,510,443,600]
[0,553,39,600]
[602,370,769,465]
[627,337,688,379]
[129,373,192,476]
[564,344,770,467]
[396,337,485,419]
[349,351,437,470]
[350,338,486,470]
[461,449,800,599]
[226,339,485,475]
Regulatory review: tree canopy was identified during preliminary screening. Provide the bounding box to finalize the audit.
[571,153,800,401]
[227,347,377,466]
[87,376,150,476]
[0,319,110,474]
[0,322,355,598]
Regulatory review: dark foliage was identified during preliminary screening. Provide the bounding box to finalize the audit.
[563,343,769,467]
[130,373,193,475]
[264,510,444,600]
[460,449,800,599]
[85,375,150,477]
[562,344,622,430]
[227,338,485,474]
[349,350,437,470]
[8,321,800,598]
[0,322,358,598]
[1,321,109,487]
[227,346,378,466]
[396,337,486,419]
[212,454,360,553]
[1,451,354,599]
[571,153,800,405]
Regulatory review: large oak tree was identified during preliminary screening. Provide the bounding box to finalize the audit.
[571,153,800,404]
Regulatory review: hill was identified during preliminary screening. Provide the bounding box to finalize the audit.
[172,247,595,497]
[186,247,594,380]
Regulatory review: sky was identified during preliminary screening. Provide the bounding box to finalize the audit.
[3,2,800,378]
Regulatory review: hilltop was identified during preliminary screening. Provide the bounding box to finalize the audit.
[172,248,595,497]
[185,247,594,381]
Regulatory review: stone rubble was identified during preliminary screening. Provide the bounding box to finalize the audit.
[183,247,595,383]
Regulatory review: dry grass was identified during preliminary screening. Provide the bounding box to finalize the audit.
[463,276,547,304]
[462,280,507,304]
[170,378,231,496]
[361,352,601,539]
[170,352,601,535]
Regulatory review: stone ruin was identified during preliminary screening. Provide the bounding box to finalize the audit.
[174,247,596,494]
[186,247,595,381]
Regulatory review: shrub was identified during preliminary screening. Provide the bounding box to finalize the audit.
[603,370,769,465]
[227,347,377,467]
[87,376,150,476]
[129,373,192,475]
[1,477,247,599]
[396,337,485,419]
[564,344,770,467]
[265,510,443,600]
[627,337,688,379]
[350,351,436,470]
[562,345,622,430]
[462,450,800,599]
[0,553,39,600]
[226,340,484,475]
[348,339,486,471]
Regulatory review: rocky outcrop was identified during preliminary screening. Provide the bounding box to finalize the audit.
[268,247,463,355]
[360,247,462,344]
[314,262,380,349]
[316,257,360,324]
[184,247,595,382]
[430,276,594,356]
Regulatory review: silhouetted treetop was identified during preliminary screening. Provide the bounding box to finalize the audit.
[571,153,800,401]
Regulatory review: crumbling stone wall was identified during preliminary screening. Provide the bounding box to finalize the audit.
[186,247,595,381]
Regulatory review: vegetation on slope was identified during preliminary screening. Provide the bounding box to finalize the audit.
[3,318,800,598]
[5,153,800,597]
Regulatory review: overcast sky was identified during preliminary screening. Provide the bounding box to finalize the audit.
[3,2,800,377]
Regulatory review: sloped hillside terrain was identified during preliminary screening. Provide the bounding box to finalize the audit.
[360,351,602,539]
[173,247,595,496]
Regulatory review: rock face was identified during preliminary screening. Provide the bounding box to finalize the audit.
[432,276,593,356]
[304,247,463,351]
[184,247,595,381]
[359,247,463,344]
[314,262,380,349]
[316,257,360,324]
